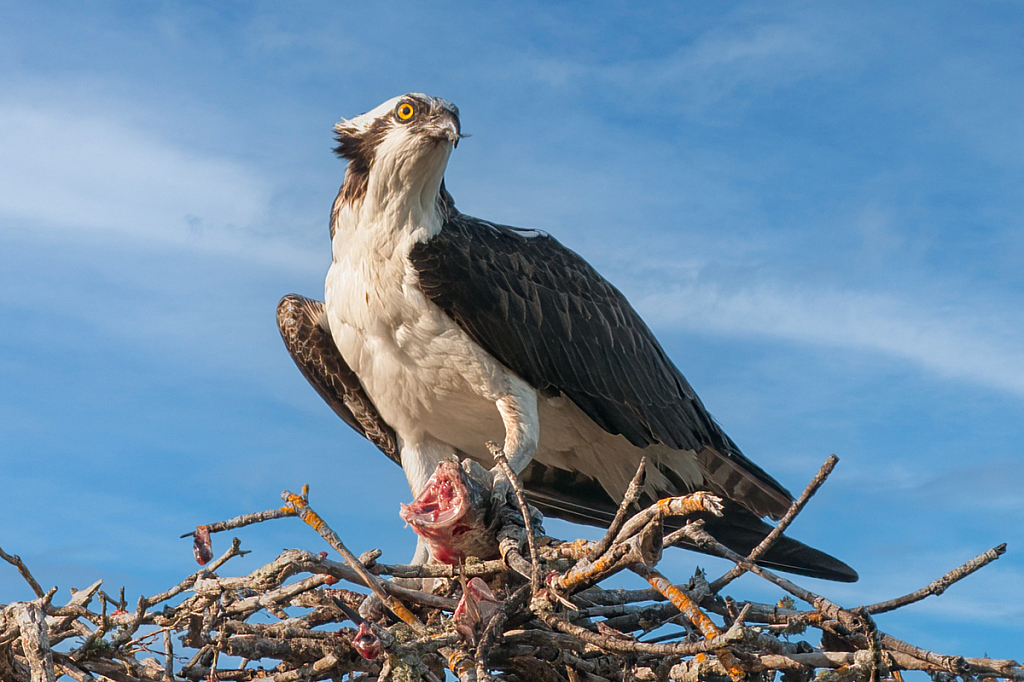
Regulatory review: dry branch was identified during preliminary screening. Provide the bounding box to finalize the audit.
[1,456,1018,682]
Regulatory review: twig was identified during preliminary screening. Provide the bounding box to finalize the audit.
[587,457,647,561]
[551,533,647,594]
[681,522,844,617]
[13,602,56,682]
[615,492,721,547]
[163,629,173,681]
[534,605,746,658]
[179,506,297,539]
[864,543,1007,614]
[147,537,248,609]
[0,546,46,599]
[879,633,970,676]
[632,565,719,640]
[368,559,507,580]
[488,443,542,593]
[282,486,424,629]
[709,454,838,592]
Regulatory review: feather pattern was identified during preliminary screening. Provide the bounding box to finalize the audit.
[277,294,399,462]
[412,189,794,521]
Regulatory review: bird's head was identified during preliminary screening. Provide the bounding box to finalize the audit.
[333,93,462,209]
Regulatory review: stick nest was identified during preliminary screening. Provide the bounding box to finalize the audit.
[1,455,1018,682]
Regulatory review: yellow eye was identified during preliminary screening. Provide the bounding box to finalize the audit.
[396,101,416,121]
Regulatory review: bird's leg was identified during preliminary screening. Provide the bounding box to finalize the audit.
[490,386,539,504]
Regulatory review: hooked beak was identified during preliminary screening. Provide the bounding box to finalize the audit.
[431,106,466,148]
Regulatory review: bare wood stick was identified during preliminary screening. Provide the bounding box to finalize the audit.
[0,546,46,599]
[179,506,297,539]
[551,496,708,596]
[551,536,639,594]
[634,565,748,680]
[43,579,103,648]
[178,663,255,681]
[709,454,838,592]
[50,655,95,682]
[615,492,721,546]
[678,522,1019,680]
[879,633,969,676]
[864,543,1006,614]
[13,602,56,682]
[222,548,459,613]
[483,648,568,682]
[534,606,746,658]
[963,658,1024,680]
[702,650,869,673]
[146,537,247,608]
[633,565,719,640]
[281,486,424,630]
[55,652,137,682]
[498,535,537,583]
[163,628,174,681]
[319,562,461,613]
[369,559,507,580]
[588,457,647,561]
[683,522,827,607]
[488,443,542,593]
[279,491,376,584]
[680,522,860,630]
[266,653,339,682]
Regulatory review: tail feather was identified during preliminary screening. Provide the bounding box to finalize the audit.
[521,461,858,583]
[677,503,858,583]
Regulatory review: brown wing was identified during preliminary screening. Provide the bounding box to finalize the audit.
[276,294,398,462]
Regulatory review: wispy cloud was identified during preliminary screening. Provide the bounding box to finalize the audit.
[0,99,320,273]
[0,103,263,231]
[637,280,1024,397]
[504,4,863,121]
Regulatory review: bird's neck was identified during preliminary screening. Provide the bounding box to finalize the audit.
[331,146,451,260]
[330,183,443,266]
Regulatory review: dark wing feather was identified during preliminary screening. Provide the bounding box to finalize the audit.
[276,294,399,463]
[412,214,700,448]
[409,204,793,519]
[519,462,856,582]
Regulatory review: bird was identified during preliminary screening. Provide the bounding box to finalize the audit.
[277,93,857,581]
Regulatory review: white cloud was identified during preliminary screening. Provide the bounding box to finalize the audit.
[0,104,260,230]
[0,100,319,273]
[507,5,861,120]
[637,280,1024,397]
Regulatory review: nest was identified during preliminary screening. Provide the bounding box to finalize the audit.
[1,455,1018,682]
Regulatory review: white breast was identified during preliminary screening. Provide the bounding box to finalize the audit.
[325,202,513,461]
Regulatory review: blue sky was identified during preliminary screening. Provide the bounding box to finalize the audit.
[1,0,1021,664]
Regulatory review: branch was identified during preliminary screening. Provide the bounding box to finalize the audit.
[864,543,1007,614]
[587,456,647,561]
[709,453,838,592]
[0,547,46,600]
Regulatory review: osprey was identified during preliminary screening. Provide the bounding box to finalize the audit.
[278,93,857,581]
